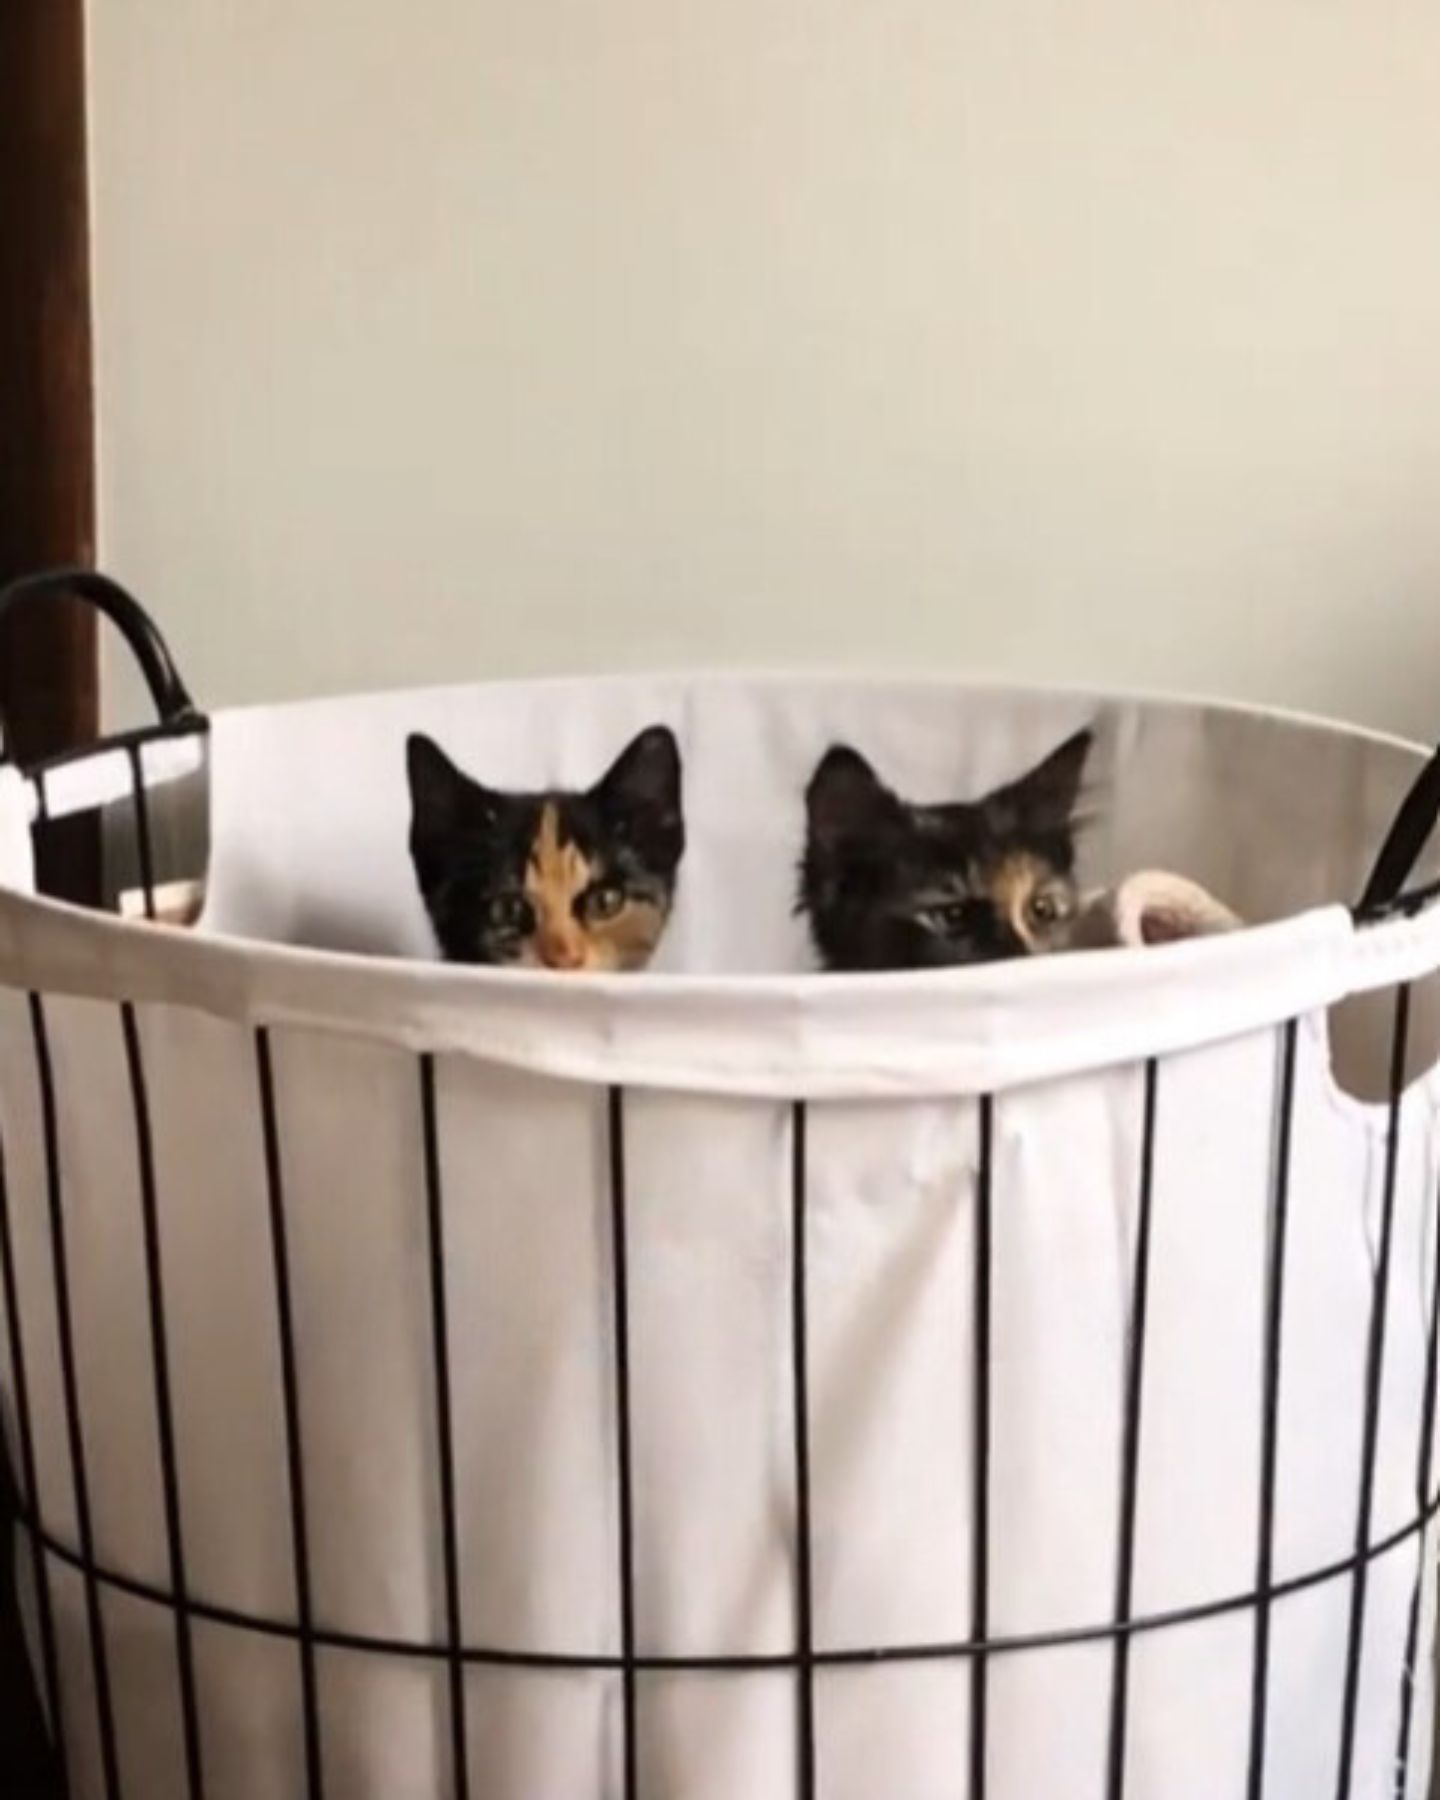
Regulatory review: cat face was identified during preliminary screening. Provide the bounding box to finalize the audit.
[407,726,684,971]
[798,729,1093,971]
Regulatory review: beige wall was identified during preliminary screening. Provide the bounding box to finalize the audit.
[90,1,1440,735]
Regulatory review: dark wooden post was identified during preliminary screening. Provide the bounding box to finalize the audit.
[0,0,98,757]
[0,1,96,1791]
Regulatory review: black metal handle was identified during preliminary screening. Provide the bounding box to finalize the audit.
[1355,742,1440,921]
[0,568,197,764]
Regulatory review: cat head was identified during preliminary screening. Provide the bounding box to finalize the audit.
[798,728,1094,971]
[407,725,684,971]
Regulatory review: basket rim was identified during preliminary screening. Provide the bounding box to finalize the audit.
[5,674,1440,1097]
[2,879,1436,1099]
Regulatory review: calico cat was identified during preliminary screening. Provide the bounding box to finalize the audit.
[406,725,684,970]
[798,728,1093,971]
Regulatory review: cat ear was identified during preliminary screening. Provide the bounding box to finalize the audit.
[804,745,900,849]
[406,734,497,837]
[594,725,682,825]
[985,727,1093,833]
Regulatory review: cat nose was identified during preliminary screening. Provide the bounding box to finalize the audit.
[539,934,586,971]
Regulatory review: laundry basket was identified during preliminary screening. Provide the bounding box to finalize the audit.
[2,571,1440,1800]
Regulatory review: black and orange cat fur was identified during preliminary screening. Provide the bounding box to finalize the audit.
[407,725,684,971]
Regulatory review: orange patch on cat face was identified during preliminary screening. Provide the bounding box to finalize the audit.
[523,803,592,970]
[520,803,667,972]
[986,851,1074,952]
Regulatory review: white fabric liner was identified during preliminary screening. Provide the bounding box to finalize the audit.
[1,675,1440,1097]
[0,675,1438,1799]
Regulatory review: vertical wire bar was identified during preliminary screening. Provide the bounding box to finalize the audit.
[125,745,157,922]
[607,1087,639,1800]
[419,1056,470,1800]
[1104,1058,1160,1800]
[0,1101,69,1790]
[34,769,50,825]
[791,1100,816,1800]
[969,1096,994,1800]
[1391,1157,1440,1792]
[29,992,123,1800]
[254,1028,325,1800]
[120,1003,205,1799]
[1246,1020,1299,1800]
[1335,982,1411,1800]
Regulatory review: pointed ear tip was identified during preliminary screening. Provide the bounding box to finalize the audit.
[602,724,682,806]
[1033,726,1096,784]
[812,743,871,781]
[619,723,679,763]
[806,749,841,799]
[407,736,471,814]
[806,746,884,820]
[642,724,681,765]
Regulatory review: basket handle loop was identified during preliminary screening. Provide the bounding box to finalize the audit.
[1355,743,1440,921]
[0,568,197,763]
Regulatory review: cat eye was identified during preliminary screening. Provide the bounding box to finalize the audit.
[924,899,986,935]
[583,883,627,922]
[1027,891,1064,926]
[488,894,534,936]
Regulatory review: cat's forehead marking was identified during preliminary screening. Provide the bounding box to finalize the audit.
[988,850,1050,911]
[525,802,592,916]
